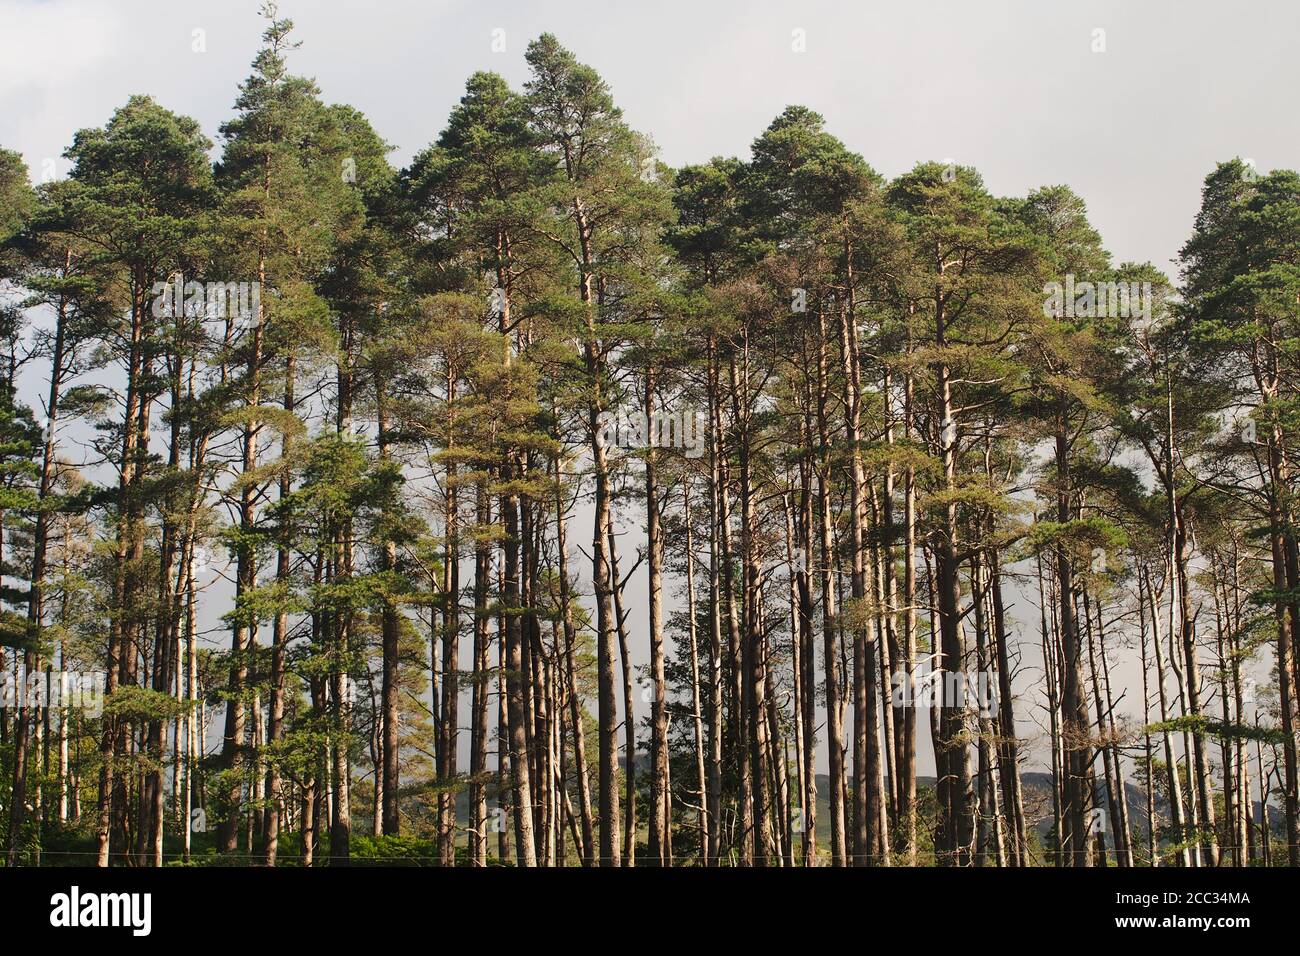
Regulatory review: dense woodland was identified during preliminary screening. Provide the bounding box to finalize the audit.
[2,7,1299,868]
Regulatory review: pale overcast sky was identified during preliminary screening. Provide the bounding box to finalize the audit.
[3,0,1299,276]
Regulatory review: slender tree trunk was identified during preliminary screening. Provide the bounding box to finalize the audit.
[683,482,710,864]
[1143,566,1190,866]
[1054,417,1093,867]
[379,375,403,838]
[554,459,595,865]
[815,315,847,866]
[645,367,669,865]
[470,485,492,866]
